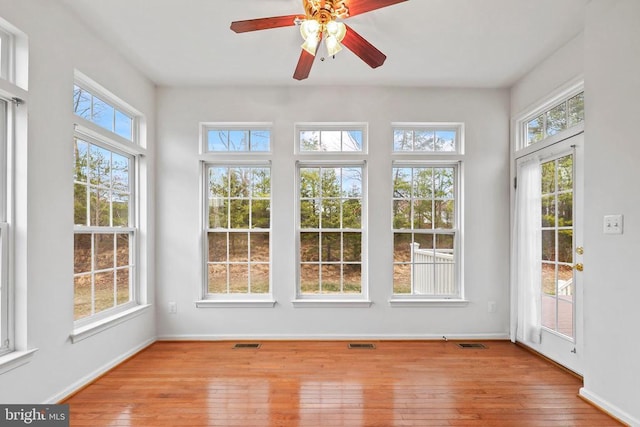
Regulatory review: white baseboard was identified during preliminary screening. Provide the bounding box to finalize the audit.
[156,333,509,341]
[579,387,639,426]
[44,338,156,404]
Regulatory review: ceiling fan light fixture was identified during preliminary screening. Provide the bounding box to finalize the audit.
[301,33,320,55]
[326,20,346,42]
[325,34,343,56]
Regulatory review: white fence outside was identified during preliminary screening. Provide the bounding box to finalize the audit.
[411,243,456,295]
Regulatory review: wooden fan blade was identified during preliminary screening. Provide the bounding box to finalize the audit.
[344,0,408,17]
[293,50,317,81]
[230,15,301,33]
[341,24,386,68]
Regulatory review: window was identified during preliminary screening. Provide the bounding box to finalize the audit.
[298,163,365,296]
[205,165,271,295]
[200,124,273,305]
[526,92,584,146]
[204,125,270,152]
[73,75,143,326]
[0,99,9,355]
[391,123,463,300]
[392,165,459,297]
[73,84,134,141]
[393,124,461,153]
[296,123,365,153]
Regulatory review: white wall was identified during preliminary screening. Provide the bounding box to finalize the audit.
[0,0,156,403]
[580,0,640,424]
[156,86,510,339]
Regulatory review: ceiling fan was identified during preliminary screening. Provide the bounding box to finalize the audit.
[230,0,408,80]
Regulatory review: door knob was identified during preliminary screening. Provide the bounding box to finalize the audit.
[574,263,584,272]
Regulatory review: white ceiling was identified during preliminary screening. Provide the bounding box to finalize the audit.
[58,0,588,88]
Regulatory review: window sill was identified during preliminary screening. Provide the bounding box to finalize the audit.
[0,348,38,376]
[291,299,373,308]
[389,298,469,307]
[71,304,151,343]
[196,299,276,308]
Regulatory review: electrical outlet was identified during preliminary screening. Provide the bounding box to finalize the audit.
[604,214,623,235]
[168,302,177,314]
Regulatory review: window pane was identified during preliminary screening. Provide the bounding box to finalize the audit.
[249,130,270,152]
[546,103,567,136]
[413,200,433,229]
[74,183,88,226]
[251,200,270,229]
[393,168,412,198]
[392,200,411,229]
[434,168,455,199]
[300,168,320,197]
[300,199,320,228]
[208,232,227,262]
[228,130,249,151]
[413,168,433,198]
[74,139,88,182]
[111,152,130,192]
[74,234,92,274]
[558,229,573,264]
[115,110,133,140]
[116,233,130,267]
[251,168,270,197]
[300,130,321,151]
[208,264,227,294]
[208,130,229,152]
[229,200,250,228]
[229,264,248,293]
[95,234,115,270]
[321,264,341,293]
[342,131,362,152]
[320,130,341,151]
[527,115,544,145]
[567,93,584,127]
[393,130,413,151]
[557,155,573,192]
[74,275,92,320]
[209,167,229,197]
[73,86,92,120]
[434,200,454,229]
[542,230,556,261]
[414,130,435,151]
[343,233,361,262]
[321,232,341,262]
[415,233,435,252]
[94,271,115,313]
[90,188,110,226]
[250,232,269,262]
[209,198,228,229]
[558,193,573,227]
[342,199,361,229]
[229,233,248,262]
[393,264,411,294]
[230,168,250,198]
[300,232,319,262]
[250,264,269,293]
[342,168,362,197]
[541,162,555,194]
[342,264,361,293]
[112,192,129,227]
[541,195,556,227]
[393,233,412,262]
[300,264,319,293]
[92,96,115,132]
[435,234,454,251]
[435,130,456,152]
[116,268,130,304]
[89,145,112,187]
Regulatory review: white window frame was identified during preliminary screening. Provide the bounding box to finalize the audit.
[389,123,466,307]
[295,122,368,155]
[71,73,149,341]
[0,16,34,371]
[197,124,275,308]
[514,80,585,156]
[292,122,369,307]
[391,123,464,155]
[201,122,272,154]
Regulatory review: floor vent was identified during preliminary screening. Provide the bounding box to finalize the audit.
[348,343,376,349]
[233,343,261,349]
[457,343,487,349]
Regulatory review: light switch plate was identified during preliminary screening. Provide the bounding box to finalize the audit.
[604,214,623,235]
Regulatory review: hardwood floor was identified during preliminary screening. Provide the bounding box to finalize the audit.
[63,340,622,426]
